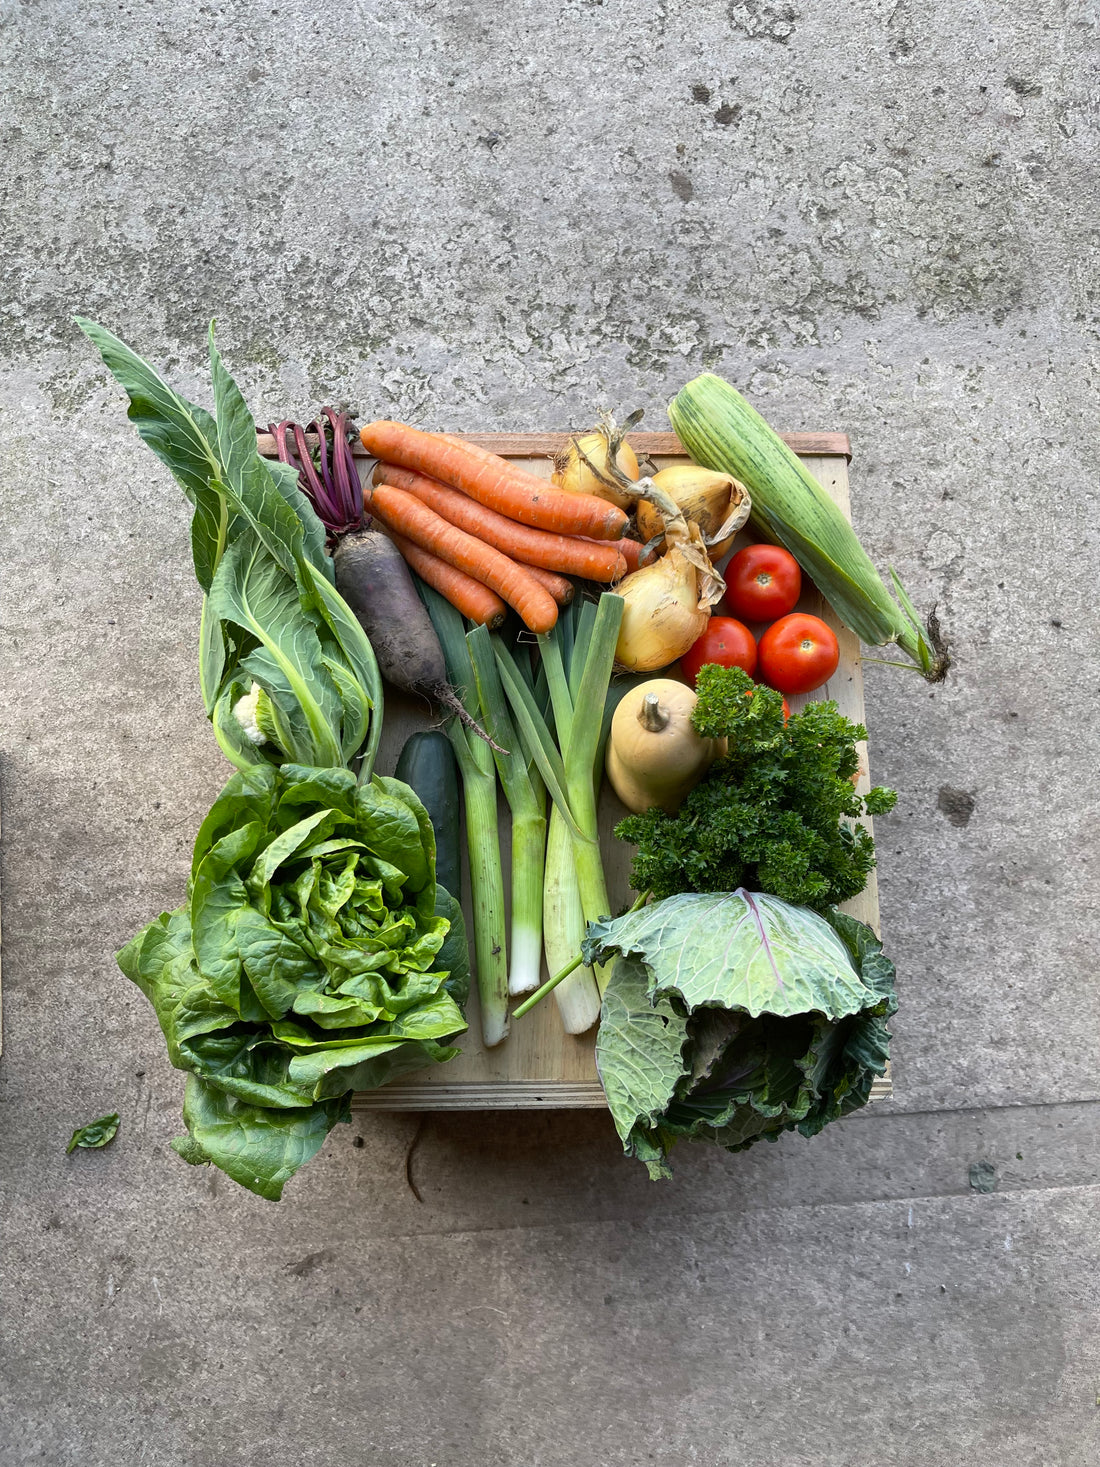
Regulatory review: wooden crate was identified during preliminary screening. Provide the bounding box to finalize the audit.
[256,429,889,1111]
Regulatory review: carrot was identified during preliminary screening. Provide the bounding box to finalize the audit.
[520,563,575,606]
[365,483,558,634]
[385,531,508,629]
[360,421,629,541]
[373,463,627,582]
[603,536,657,574]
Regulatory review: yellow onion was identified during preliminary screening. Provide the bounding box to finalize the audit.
[635,464,751,563]
[552,410,642,512]
[615,481,726,672]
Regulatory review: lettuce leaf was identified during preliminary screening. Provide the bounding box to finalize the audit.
[67,1114,121,1154]
[588,891,896,1178]
[171,1076,349,1202]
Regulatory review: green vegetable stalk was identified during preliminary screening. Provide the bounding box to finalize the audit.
[493,596,625,1027]
[418,583,511,1048]
[467,624,547,1000]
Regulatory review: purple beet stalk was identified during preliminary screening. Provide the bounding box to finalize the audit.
[270,409,363,541]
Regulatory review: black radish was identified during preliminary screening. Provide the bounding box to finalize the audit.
[333,527,484,730]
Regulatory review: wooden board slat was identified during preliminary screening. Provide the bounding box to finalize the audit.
[254,429,852,461]
[262,434,890,1112]
[352,1078,893,1110]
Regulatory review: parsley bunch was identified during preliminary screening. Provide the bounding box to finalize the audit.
[615,666,897,910]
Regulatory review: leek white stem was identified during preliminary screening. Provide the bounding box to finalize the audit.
[508,814,547,997]
[462,766,509,1047]
[542,806,601,1033]
[495,596,625,1020]
[467,624,547,1003]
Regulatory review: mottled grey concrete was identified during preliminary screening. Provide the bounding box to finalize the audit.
[3,0,1099,1462]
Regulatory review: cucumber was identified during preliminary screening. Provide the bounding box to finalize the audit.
[395,730,462,901]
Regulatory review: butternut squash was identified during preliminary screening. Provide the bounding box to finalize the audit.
[605,679,724,814]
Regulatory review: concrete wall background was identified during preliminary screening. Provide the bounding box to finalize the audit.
[2,0,1098,1462]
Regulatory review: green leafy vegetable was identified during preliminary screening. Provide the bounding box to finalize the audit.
[171,1077,348,1200]
[67,1114,121,1154]
[74,318,228,592]
[78,323,470,1198]
[118,762,468,1199]
[78,319,384,779]
[616,666,897,910]
[587,891,896,1177]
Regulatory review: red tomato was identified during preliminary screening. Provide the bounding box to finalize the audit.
[725,544,802,622]
[757,614,839,694]
[680,617,758,687]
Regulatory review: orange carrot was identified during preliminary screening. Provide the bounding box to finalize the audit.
[438,437,653,572]
[520,563,575,606]
[365,483,558,634]
[360,421,629,541]
[385,531,508,629]
[603,536,657,574]
[373,463,627,582]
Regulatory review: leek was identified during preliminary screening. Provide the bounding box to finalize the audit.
[541,806,600,1032]
[419,583,509,1048]
[467,624,547,998]
[495,595,625,1009]
[669,374,949,680]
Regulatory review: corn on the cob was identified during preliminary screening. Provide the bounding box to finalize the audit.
[669,374,947,680]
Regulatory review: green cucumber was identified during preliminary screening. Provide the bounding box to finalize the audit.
[395,730,462,902]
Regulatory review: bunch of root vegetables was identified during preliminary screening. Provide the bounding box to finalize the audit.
[274,409,762,678]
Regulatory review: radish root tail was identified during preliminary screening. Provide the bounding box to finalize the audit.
[437,687,508,755]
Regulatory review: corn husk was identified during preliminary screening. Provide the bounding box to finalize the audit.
[668,374,948,678]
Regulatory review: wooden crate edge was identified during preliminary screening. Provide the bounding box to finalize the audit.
[256,429,852,461]
[352,1076,893,1113]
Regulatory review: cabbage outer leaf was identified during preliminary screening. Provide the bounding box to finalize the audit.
[590,891,896,1178]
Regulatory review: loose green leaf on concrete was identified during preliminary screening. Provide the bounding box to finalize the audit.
[66,1114,121,1154]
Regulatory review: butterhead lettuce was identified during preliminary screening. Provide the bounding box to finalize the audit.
[120,763,468,1199]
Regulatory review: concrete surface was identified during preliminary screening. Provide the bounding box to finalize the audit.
[2,0,1099,1462]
